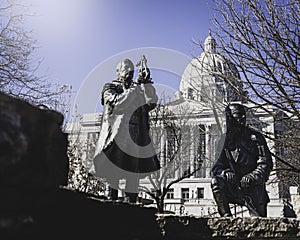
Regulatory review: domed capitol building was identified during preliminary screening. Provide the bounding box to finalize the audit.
[67,35,285,217]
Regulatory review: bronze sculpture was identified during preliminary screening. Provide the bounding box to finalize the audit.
[93,56,160,203]
[211,103,273,217]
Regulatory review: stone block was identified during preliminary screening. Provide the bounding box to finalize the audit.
[0,92,69,189]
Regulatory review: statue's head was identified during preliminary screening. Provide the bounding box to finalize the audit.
[116,59,134,87]
[224,103,246,149]
[225,103,246,127]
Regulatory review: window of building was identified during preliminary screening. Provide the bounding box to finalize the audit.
[217,61,222,73]
[180,126,191,177]
[166,188,174,199]
[181,188,189,202]
[197,188,204,199]
[165,126,177,178]
[194,125,206,178]
[166,126,176,160]
[187,87,194,100]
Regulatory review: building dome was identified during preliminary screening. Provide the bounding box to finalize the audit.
[179,34,244,103]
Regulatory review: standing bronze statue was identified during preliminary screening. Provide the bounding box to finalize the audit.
[211,103,273,217]
[93,56,160,203]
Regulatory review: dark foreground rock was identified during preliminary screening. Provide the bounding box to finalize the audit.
[0,188,161,240]
[0,91,69,189]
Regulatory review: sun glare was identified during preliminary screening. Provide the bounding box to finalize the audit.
[25,0,88,42]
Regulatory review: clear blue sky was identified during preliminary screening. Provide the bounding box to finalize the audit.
[24,0,215,114]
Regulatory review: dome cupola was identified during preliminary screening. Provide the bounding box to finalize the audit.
[204,35,216,54]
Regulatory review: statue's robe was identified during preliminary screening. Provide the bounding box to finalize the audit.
[93,81,160,179]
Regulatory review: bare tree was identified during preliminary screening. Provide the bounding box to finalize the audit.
[212,0,299,114]
[0,0,65,105]
[140,103,206,213]
[210,0,300,189]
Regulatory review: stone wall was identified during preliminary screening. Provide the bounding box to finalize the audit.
[2,188,300,240]
[157,214,300,240]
